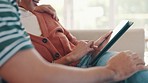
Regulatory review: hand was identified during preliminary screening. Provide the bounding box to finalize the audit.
[106,50,147,82]
[91,31,112,57]
[34,5,59,21]
[68,41,94,62]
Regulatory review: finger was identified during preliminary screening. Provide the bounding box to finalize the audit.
[43,7,59,21]
[87,41,95,51]
[136,65,147,71]
[55,16,59,21]
[90,41,94,48]
[132,54,142,61]
[135,58,145,66]
[45,5,56,15]
[89,47,95,52]
[129,52,144,63]
[104,31,112,38]
[100,31,112,42]
[47,5,56,12]
[43,8,59,21]
[52,14,59,21]
[95,31,112,46]
[88,40,94,47]
[94,36,106,46]
[92,45,98,50]
[33,6,42,12]
[52,14,56,19]
[97,36,111,50]
[39,5,56,12]
[34,5,55,15]
[44,7,55,15]
[34,6,59,21]
[124,50,133,55]
[101,31,112,40]
[133,56,145,69]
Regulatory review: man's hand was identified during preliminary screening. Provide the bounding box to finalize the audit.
[34,5,59,21]
[106,50,147,82]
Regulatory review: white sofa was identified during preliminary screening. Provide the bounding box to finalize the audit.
[70,28,145,59]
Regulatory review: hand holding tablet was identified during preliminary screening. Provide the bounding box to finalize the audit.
[90,20,134,65]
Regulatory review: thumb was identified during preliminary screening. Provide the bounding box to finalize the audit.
[34,6,44,12]
[88,41,95,51]
[88,40,94,47]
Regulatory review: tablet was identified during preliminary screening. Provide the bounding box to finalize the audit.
[90,20,134,65]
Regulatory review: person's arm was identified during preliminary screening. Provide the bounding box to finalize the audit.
[0,49,146,83]
[53,41,94,65]
[0,48,113,83]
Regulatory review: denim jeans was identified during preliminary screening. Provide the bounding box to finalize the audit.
[77,52,148,83]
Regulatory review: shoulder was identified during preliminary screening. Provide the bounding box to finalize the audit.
[0,0,34,67]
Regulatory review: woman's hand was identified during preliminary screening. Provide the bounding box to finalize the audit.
[53,40,94,64]
[67,41,94,62]
[34,5,59,21]
[91,31,112,57]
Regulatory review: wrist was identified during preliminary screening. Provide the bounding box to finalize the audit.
[64,54,76,63]
[53,54,75,65]
[104,66,117,82]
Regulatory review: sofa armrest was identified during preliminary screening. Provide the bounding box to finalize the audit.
[69,28,145,58]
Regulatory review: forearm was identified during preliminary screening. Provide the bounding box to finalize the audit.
[45,65,115,83]
[53,55,73,65]
[0,49,116,83]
